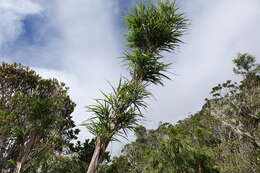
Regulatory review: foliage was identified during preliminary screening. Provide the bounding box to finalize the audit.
[206,53,260,173]
[0,63,77,172]
[83,80,151,142]
[125,0,187,53]
[70,139,110,168]
[22,139,108,173]
[233,53,260,76]
[101,122,218,173]
[123,50,171,85]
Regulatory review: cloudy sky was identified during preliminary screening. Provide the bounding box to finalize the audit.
[0,0,260,154]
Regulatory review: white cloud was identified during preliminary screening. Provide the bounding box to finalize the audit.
[0,0,42,47]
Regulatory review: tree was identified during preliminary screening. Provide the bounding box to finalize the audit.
[0,63,77,173]
[82,1,188,172]
[210,53,260,148]
[207,53,260,172]
[233,53,260,76]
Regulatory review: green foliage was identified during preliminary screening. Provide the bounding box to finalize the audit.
[100,156,131,173]
[69,139,110,165]
[123,49,170,85]
[23,152,87,173]
[125,0,187,53]
[233,53,260,76]
[209,55,260,148]
[122,0,187,85]
[0,63,77,172]
[206,54,260,172]
[101,122,219,173]
[22,139,107,173]
[83,79,151,142]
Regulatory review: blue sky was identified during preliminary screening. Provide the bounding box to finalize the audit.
[1,0,260,154]
[1,0,137,67]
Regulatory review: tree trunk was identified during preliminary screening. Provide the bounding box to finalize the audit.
[86,66,142,173]
[14,132,38,173]
[14,161,22,173]
[87,138,108,173]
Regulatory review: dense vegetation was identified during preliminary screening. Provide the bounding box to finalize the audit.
[0,0,259,173]
[0,63,78,172]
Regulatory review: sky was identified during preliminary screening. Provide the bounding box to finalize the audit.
[0,0,260,154]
